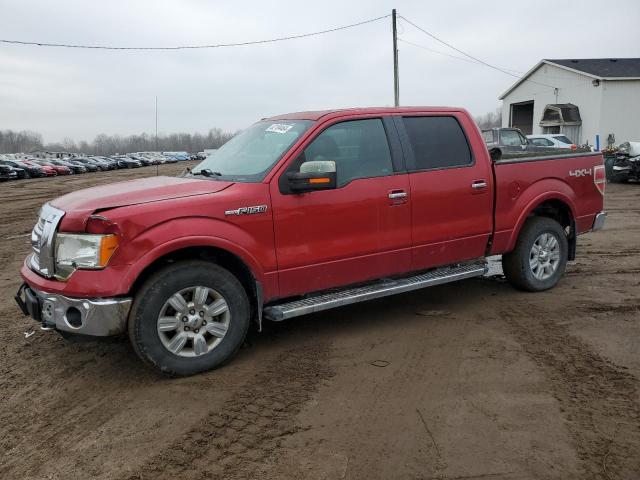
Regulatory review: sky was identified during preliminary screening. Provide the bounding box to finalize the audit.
[1,0,639,143]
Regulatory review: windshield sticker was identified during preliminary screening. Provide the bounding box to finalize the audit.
[265,123,294,134]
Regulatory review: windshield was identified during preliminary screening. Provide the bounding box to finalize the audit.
[500,130,524,146]
[553,135,573,144]
[191,120,313,182]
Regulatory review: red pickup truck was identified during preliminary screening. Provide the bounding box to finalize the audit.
[16,107,606,375]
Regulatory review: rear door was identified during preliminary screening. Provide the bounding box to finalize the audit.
[270,117,411,297]
[394,113,493,269]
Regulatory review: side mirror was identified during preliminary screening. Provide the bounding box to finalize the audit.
[287,160,337,193]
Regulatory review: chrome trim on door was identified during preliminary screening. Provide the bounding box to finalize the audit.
[388,192,407,199]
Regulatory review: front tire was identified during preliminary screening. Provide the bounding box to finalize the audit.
[502,216,568,292]
[128,261,250,376]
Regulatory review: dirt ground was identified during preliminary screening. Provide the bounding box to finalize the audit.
[0,165,638,480]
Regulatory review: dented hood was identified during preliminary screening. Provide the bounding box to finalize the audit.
[51,175,233,214]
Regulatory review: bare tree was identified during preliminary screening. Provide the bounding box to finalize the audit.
[0,129,43,153]
[474,108,502,130]
[0,128,235,155]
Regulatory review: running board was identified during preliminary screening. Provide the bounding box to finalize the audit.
[263,262,487,321]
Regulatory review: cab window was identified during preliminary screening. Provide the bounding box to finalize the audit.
[296,119,393,187]
[403,116,473,170]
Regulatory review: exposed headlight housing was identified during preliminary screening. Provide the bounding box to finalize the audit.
[55,233,119,278]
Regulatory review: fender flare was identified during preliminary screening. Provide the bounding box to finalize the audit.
[505,189,577,252]
[120,235,266,295]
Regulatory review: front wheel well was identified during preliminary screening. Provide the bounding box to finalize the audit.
[129,246,260,325]
[529,199,576,260]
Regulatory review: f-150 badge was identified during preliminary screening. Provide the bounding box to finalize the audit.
[225,205,268,216]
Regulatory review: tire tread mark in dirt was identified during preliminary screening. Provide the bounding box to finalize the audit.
[126,343,332,480]
[504,306,640,480]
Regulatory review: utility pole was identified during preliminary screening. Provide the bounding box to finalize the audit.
[392,9,399,107]
[155,96,159,176]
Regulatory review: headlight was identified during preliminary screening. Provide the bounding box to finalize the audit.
[55,233,119,278]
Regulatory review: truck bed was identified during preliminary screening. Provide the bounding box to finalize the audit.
[490,151,605,255]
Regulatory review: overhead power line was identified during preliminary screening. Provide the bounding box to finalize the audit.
[399,15,556,89]
[398,38,524,74]
[0,14,389,50]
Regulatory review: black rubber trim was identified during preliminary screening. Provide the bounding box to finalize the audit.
[495,151,602,165]
[14,283,29,316]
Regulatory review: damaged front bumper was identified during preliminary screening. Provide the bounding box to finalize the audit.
[15,283,132,336]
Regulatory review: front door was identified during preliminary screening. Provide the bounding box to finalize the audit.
[270,117,411,298]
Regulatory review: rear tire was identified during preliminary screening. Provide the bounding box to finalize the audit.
[502,216,568,292]
[128,261,250,376]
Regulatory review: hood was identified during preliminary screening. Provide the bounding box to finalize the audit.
[51,175,233,213]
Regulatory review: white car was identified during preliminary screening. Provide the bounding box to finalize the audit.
[527,134,578,150]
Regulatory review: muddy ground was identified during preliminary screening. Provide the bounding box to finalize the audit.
[0,164,638,480]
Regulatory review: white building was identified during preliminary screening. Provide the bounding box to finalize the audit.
[499,58,640,147]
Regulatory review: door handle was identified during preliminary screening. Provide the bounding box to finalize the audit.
[388,191,407,199]
[471,180,488,190]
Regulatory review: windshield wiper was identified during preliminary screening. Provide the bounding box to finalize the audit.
[193,168,222,178]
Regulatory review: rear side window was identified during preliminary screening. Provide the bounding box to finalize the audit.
[481,130,494,143]
[402,116,473,170]
[530,138,553,146]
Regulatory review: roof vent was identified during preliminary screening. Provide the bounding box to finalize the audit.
[610,59,618,62]
[571,59,579,63]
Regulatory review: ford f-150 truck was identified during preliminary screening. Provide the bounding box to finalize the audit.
[15,107,607,376]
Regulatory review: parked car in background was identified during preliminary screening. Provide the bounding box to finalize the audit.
[160,153,179,163]
[112,156,142,168]
[76,157,107,171]
[128,153,155,166]
[51,159,87,174]
[482,127,555,160]
[70,158,100,172]
[92,156,121,169]
[20,159,57,176]
[163,151,189,162]
[610,141,640,183]
[6,165,28,179]
[145,152,167,164]
[32,160,72,176]
[527,134,578,150]
[142,152,170,164]
[0,164,18,181]
[92,157,118,170]
[0,160,32,178]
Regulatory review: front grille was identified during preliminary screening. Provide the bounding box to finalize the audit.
[29,204,65,278]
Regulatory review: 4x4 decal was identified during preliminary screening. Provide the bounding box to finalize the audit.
[569,168,592,178]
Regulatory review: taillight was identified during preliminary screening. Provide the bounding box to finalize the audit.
[570,144,577,150]
[593,164,606,195]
